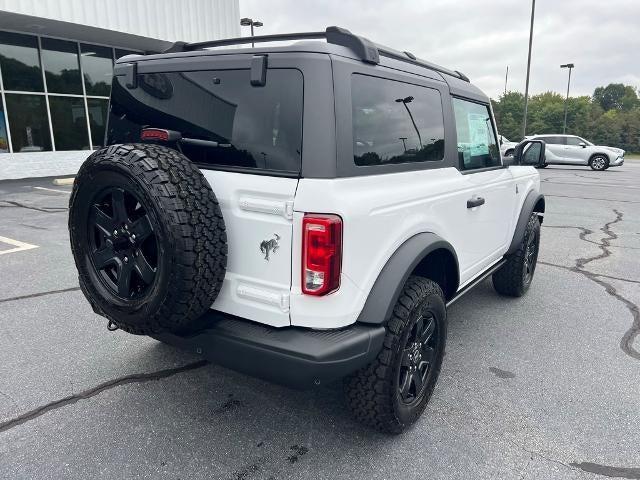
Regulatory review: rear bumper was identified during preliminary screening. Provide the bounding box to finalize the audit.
[153,311,386,389]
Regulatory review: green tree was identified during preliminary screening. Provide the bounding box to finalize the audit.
[593,83,639,111]
[492,82,640,152]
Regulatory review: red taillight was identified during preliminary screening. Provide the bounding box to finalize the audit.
[302,214,342,296]
[140,128,181,142]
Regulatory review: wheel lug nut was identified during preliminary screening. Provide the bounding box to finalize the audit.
[113,230,118,236]
[124,256,129,263]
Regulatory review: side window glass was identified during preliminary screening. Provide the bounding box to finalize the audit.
[452,98,500,170]
[547,136,565,145]
[351,74,445,166]
[566,136,583,146]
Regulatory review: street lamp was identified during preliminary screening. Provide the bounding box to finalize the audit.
[561,63,575,134]
[240,17,263,47]
[522,0,536,139]
[399,137,408,152]
[395,96,423,149]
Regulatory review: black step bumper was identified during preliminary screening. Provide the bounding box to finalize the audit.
[153,311,386,389]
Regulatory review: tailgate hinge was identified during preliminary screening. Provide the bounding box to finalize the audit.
[284,200,294,220]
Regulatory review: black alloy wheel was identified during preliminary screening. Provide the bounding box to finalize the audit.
[88,187,159,301]
[522,224,539,286]
[398,312,440,405]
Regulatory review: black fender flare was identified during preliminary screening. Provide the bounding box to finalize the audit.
[357,233,459,325]
[507,191,545,255]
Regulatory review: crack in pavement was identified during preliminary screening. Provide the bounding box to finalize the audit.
[570,462,640,479]
[505,438,579,475]
[542,225,640,251]
[540,209,640,360]
[0,360,208,434]
[0,287,81,304]
[0,200,68,213]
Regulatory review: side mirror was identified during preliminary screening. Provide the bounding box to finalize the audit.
[579,142,587,148]
[513,139,546,167]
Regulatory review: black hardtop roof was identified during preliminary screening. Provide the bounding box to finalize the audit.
[117,26,488,103]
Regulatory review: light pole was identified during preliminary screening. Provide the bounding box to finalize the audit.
[561,63,574,134]
[395,96,422,149]
[504,65,509,96]
[522,0,536,139]
[399,137,408,152]
[240,17,263,47]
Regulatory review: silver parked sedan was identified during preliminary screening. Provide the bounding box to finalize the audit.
[526,134,625,171]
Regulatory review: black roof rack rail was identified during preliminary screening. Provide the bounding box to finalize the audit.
[163,26,468,82]
[376,46,469,82]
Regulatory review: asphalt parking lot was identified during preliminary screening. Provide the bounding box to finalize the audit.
[1,162,639,480]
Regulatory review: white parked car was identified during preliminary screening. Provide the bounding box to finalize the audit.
[499,135,518,157]
[526,134,625,171]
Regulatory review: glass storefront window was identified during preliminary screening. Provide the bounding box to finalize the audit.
[41,38,82,94]
[81,44,113,96]
[0,102,8,153]
[0,32,142,153]
[5,94,52,152]
[87,98,109,148]
[49,96,90,150]
[0,31,44,92]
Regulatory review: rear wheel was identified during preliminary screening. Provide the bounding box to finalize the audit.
[345,276,447,433]
[69,144,227,335]
[492,213,540,297]
[589,155,609,171]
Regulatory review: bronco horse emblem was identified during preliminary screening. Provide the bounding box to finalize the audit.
[260,233,280,261]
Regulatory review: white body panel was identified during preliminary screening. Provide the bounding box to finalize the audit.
[201,170,298,328]
[289,166,539,329]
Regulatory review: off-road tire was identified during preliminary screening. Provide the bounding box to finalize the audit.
[69,143,227,335]
[344,276,447,434]
[492,213,540,297]
[589,154,609,171]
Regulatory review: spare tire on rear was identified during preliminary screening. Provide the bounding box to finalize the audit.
[69,144,227,335]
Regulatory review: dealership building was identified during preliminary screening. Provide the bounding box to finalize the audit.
[0,0,240,179]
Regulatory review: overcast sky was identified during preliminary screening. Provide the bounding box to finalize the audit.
[239,0,639,100]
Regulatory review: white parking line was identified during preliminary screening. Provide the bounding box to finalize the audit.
[0,236,39,255]
[32,186,71,194]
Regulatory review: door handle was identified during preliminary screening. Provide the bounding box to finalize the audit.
[467,196,485,208]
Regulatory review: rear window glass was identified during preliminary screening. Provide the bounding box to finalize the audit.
[107,69,303,173]
[351,74,445,166]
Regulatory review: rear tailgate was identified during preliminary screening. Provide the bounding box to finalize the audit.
[203,170,298,327]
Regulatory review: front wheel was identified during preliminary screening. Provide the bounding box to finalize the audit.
[492,213,540,297]
[345,276,447,434]
[589,155,609,171]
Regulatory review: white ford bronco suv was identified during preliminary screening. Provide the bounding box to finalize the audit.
[69,27,546,433]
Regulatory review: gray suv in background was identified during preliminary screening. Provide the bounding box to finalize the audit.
[527,134,625,171]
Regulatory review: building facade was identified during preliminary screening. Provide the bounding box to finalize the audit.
[0,0,240,179]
